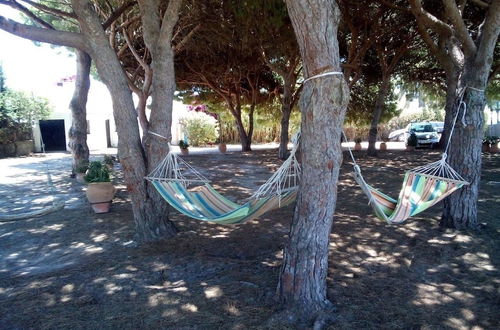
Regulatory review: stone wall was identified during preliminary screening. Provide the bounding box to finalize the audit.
[0,140,34,158]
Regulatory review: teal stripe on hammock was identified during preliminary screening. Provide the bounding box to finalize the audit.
[191,191,222,217]
[152,180,298,224]
[171,182,221,217]
[166,182,253,222]
[153,181,202,218]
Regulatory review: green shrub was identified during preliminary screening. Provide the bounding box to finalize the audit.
[180,112,218,146]
[84,161,111,183]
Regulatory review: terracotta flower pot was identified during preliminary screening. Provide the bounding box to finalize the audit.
[490,143,499,153]
[86,182,116,213]
[379,142,387,151]
[354,142,362,151]
[218,143,227,154]
[482,144,490,152]
[180,148,189,156]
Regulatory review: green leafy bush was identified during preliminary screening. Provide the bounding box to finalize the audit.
[84,161,111,183]
[180,112,218,146]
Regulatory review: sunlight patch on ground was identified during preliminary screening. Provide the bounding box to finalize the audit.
[61,284,74,293]
[204,286,223,299]
[225,302,241,316]
[105,282,122,295]
[462,252,495,272]
[27,223,64,234]
[92,233,108,242]
[181,303,198,312]
[148,293,178,307]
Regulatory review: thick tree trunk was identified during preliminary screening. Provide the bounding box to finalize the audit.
[68,50,91,176]
[142,24,179,240]
[235,114,251,151]
[367,77,389,157]
[73,0,176,242]
[278,82,293,160]
[277,1,349,327]
[441,64,487,230]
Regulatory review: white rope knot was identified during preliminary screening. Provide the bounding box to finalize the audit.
[303,71,343,84]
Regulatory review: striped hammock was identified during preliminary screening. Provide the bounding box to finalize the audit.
[152,181,297,224]
[146,133,301,224]
[352,159,468,224]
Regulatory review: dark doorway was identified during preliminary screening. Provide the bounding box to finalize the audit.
[39,120,66,151]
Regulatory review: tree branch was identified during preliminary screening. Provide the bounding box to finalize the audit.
[17,0,76,19]
[443,0,477,56]
[0,0,55,30]
[0,16,87,50]
[476,0,500,67]
[102,0,136,30]
[470,0,490,8]
[409,0,453,37]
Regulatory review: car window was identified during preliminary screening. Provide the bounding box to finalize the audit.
[410,124,435,132]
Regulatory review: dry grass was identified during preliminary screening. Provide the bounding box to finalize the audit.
[0,150,498,329]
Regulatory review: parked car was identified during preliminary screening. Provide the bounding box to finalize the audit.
[430,121,444,139]
[388,128,407,142]
[405,122,440,148]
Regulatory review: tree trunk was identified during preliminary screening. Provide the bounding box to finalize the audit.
[278,81,293,160]
[441,63,488,230]
[72,0,177,242]
[142,18,179,240]
[277,1,349,327]
[68,50,91,176]
[234,109,251,151]
[367,77,389,157]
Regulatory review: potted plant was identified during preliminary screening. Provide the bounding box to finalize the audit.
[179,140,189,156]
[216,138,227,154]
[354,137,362,151]
[406,132,418,151]
[379,137,388,151]
[75,162,89,184]
[85,161,115,213]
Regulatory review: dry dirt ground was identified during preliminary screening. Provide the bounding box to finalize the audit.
[0,149,499,329]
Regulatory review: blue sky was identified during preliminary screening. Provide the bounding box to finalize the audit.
[0,7,75,96]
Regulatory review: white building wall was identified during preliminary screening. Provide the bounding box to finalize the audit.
[33,77,189,152]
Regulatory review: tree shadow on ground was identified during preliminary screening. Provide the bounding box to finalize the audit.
[0,150,498,329]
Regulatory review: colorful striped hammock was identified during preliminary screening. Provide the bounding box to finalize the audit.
[353,168,467,224]
[152,180,297,224]
[146,133,301,224]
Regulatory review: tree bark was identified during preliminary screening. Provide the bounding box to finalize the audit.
[367,77,389,156]
[277,1,349,327]
[72,0,177,242]
[68,49,91,176]
[235,116,251,151]
[441,63,487,229]
[139,0,182,241]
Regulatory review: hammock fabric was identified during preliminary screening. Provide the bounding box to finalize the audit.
[152,181,297,224]
[354,170,465,224]
[146,133,301,224]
